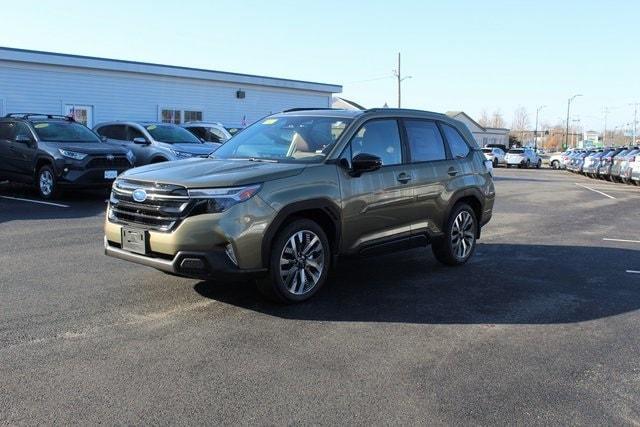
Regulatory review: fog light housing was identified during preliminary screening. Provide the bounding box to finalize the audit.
[225,243,238,266]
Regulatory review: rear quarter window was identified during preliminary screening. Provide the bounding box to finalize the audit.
[441,124,470,158]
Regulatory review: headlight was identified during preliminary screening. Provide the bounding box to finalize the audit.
[59,149,87,160]
[126,150,135,164]
[170,149,193,159]
[189,184,261,213]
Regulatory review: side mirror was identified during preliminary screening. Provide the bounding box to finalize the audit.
[350,153,382,176]
[14,134,33,144]
[133,137,149,145]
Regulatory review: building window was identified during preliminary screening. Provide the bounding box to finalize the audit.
[161,109,182,124]
[184,111,203,123]
[65,104,94,127]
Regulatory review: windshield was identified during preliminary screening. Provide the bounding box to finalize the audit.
[32,121,101,143]
[145,124,202,144]
[508,149,524,154]
[212,116,352,163]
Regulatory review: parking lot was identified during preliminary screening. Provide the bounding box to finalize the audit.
[1,167,639,425]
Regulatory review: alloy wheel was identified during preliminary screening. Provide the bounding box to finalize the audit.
[39,170,53,196]
[451,211,475,260]
[279,230,325,295]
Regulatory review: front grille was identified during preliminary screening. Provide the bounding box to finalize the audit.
[109,179,192,231]
[88,156,131,168]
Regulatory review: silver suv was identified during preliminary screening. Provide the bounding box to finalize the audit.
[94,121,219,166]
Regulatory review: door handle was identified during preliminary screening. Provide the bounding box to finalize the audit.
[447,167,458,176]
[397,172,412,183]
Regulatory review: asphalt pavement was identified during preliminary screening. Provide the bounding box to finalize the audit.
[1,168,639,425]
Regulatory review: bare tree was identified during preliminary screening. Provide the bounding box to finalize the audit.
[478,109,490,127]
[490,110,505,128]
[511,107,530,132]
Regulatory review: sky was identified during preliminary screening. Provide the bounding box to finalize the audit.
[1,0,638,133]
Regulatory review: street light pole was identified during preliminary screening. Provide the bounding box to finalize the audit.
[630,102,639,147]
[534,105,546,151]
[565,94,582,149]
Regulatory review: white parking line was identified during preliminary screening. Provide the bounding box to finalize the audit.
[627,270,640,274]
[603,238,640,244]
[574,183,616,199]
[0,195,69,208]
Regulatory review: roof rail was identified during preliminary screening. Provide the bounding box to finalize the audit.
[282,107,345,113]
[4,113,75,121]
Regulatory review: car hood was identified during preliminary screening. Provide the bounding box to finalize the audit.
[121,158,307,187]
[45,141,130,155]
[165,143,218,155]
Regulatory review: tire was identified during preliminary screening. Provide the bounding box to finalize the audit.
[536,159,541,169]
[257,218,331,303]
[551,160,559,169]
[36,165,59,199]
[493,158,498,168]
[432,203,478,266]
[506,164,511,169]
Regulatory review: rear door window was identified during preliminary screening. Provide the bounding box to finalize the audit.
[404,120,447,162]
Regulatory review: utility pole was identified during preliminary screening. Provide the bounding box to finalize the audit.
[534,105,546,151]
[393,52,411,108]
[565,94,582,148]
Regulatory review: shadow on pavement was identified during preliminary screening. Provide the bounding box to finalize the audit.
[0,183,109,223]
[194,243,640,325]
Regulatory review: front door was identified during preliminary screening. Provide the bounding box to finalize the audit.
[8,122,38,180]
[338,119,416,253]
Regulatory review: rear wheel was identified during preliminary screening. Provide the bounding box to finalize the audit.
[536,159,541,169]
[36,165,59,199]
[257,219,330,303]
[493,158,498,168]
[432,203,477,266]
[551,160,559,169]
[526,160,531,169]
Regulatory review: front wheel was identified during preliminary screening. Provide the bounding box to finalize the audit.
[536,159,542,169]
[257,219,330,303]
[551,160,559,169]
[432,203,478,266]
[36,165,59,199]
[493,158,498,168]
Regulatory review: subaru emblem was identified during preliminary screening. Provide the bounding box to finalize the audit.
[107,154,115,161]
[132,189,147,203]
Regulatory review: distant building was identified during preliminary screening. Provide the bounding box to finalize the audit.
[0,47,342,128]
[446,111,510,147]
[332,97,365,111]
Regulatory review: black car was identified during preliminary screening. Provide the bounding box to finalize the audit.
[0,114,134,199]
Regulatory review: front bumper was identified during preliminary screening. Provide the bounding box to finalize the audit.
[104,236,266,279]
[55,157,132,187]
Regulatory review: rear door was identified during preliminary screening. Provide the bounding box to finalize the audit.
[400,119,456,236]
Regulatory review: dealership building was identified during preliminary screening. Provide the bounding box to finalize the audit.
[0,47,342,128]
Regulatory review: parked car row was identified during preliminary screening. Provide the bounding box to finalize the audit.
[482,146,542,169]
[0,113,236,198]
[555,146,640,184]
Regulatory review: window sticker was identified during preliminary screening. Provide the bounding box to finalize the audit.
[262,118,278,125]
[146,125,157,130]
[34,123,49,128]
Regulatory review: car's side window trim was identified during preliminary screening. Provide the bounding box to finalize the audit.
[399,118,452,164]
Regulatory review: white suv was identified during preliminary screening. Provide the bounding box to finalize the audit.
[505,147,541,169]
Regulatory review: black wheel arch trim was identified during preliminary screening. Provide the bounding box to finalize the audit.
[445,188,485,236]
[261,198,342,268]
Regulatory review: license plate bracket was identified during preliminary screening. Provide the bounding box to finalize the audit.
[121,228,147,254]
[105,170,118,179]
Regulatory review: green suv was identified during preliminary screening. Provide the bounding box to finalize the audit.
[105,108,495,302]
